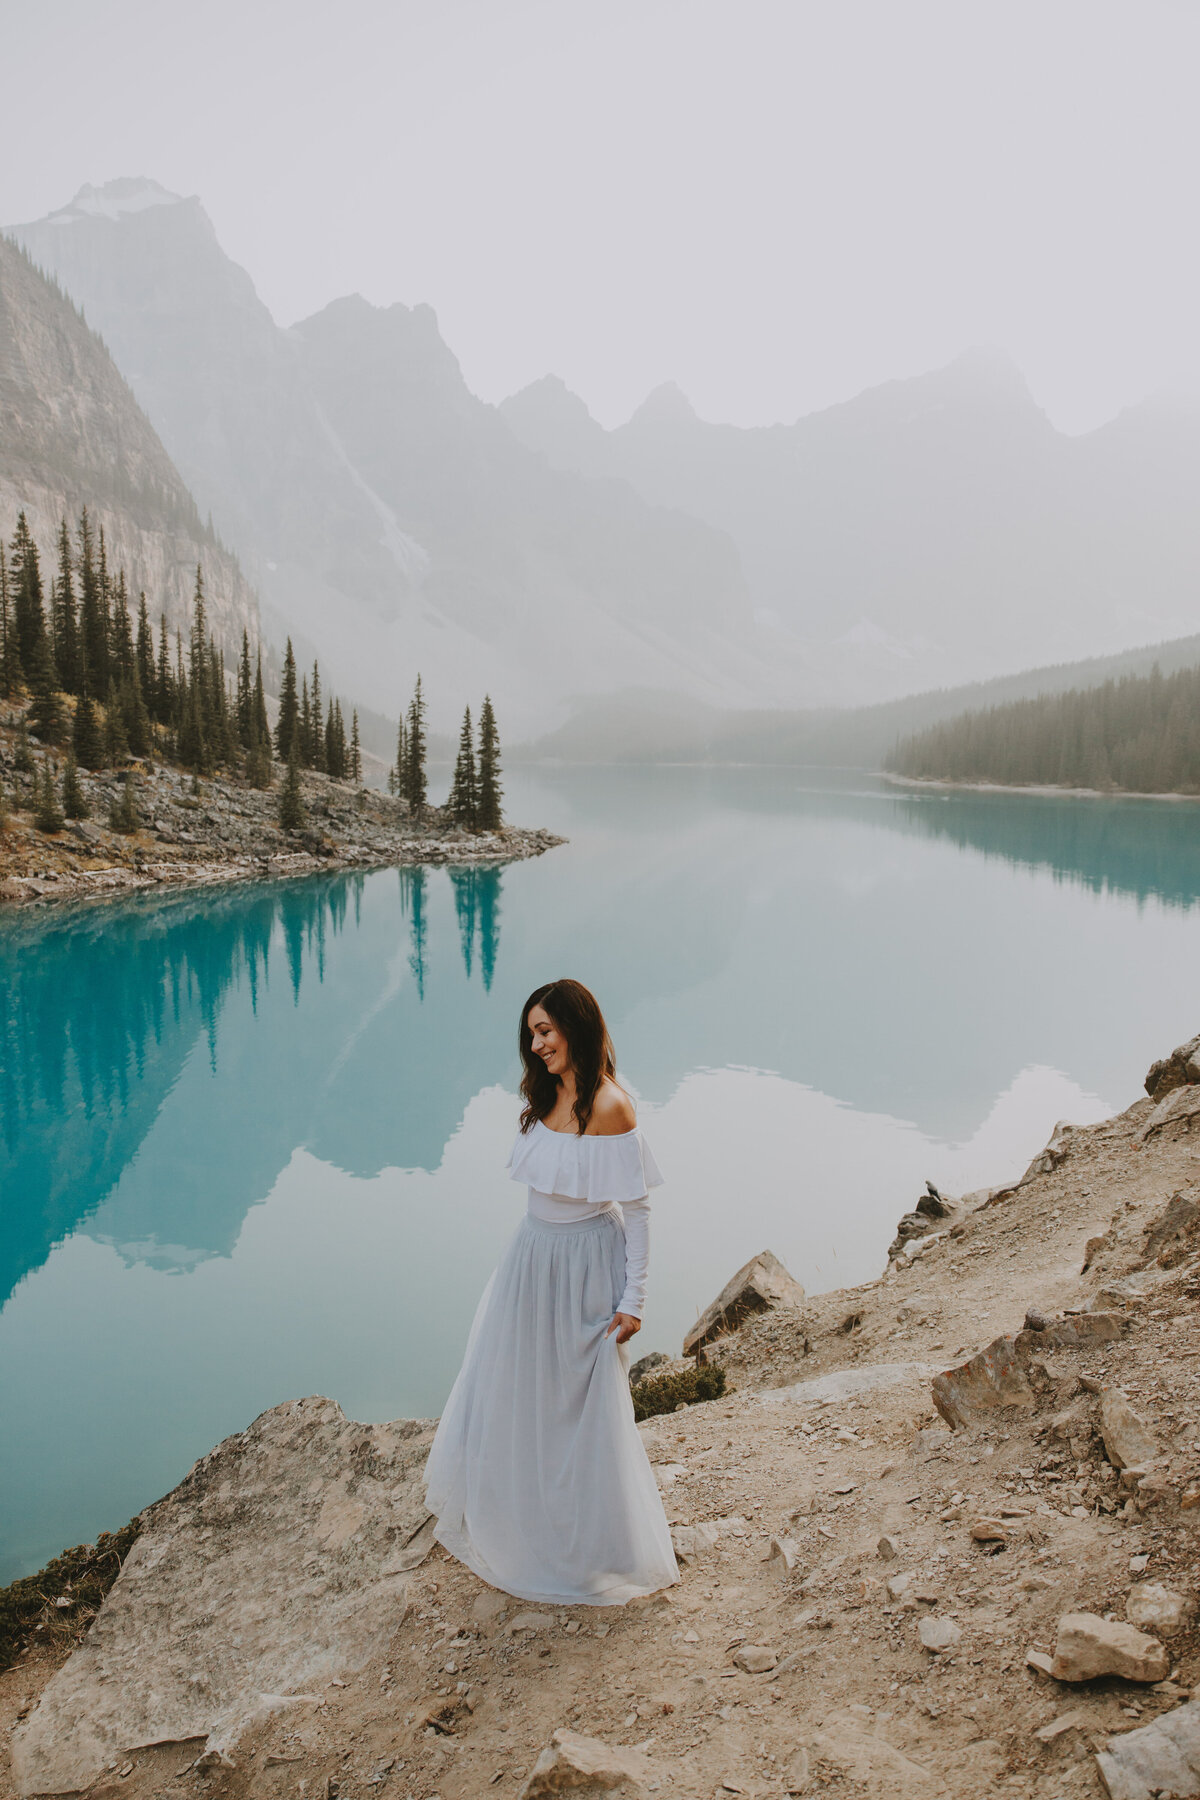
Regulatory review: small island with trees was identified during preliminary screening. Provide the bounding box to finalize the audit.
[0,509,562,906]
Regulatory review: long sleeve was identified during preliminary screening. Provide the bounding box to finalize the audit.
[616,1194,650,1318]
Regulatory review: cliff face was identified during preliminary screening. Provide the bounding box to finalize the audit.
[0,232,260,651]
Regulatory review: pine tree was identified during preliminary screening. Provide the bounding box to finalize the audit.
[135,593,155,706]
[177,673,208,773]
[252,647,270,747]
[61,748,88,819]
[350,710,362,784]
[390,712,407,795]
[311,663,326,772]
[13,715,34,773]
[77,509,109,694]
[236,630,253,748]
[73,688,104,769]
[104,678,130,764]
[34,759,64,833]
[0,543,20,697]
[155,613,174,724]
[10,513,47,676]
[108,768,140,835]
[174,629,186,722]
[246,731,273,789]
[28,633,69,745]
[476,694,503,828]
[188,568,212,750]
[109,571,135,679]
[299,674,312,768]
[324,698,348,779]
[123,668,153,759]
[277,740,306,830]
[52,518,81,694]
[447,704,477,827]
[275,638,299,761]
[405,675,427,816]
[207,633,236,764]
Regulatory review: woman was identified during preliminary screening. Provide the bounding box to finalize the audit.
[424,978,679,1606]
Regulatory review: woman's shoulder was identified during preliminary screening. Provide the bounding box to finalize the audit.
[587,1081,637,1136]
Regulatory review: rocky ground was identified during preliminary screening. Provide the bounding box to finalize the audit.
[0,721,563,907]
[6,1039,1200,1798]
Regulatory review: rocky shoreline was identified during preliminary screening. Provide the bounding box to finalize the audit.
[7,1034,1200,1798]
[0,755,564,909]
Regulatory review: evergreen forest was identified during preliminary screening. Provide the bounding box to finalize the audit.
[887,664,1200,795]
[0,510,503,831]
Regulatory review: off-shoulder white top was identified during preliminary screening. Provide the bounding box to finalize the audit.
[506,1119,664,1319]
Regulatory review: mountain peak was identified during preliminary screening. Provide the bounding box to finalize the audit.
[943,344,1032,399]
[627,381,697,426]
[45,178,185,225]
[502,374,598,428]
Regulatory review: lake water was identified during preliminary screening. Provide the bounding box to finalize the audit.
[3,766,1200,1582]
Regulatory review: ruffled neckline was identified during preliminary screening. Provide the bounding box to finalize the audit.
[506,1116,663,1204]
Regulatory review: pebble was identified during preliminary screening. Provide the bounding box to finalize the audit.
[733,1645,778,1673]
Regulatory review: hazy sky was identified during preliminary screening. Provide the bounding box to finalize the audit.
[2,0,1197,432]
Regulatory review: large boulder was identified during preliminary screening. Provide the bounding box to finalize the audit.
[683,1249,804,1358]
[12,1397,435,1796]
[1144,1032,1200,1101]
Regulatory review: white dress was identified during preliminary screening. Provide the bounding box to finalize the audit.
[423,1119,680,1606]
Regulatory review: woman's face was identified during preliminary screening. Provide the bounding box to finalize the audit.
[527,1004,572,1077]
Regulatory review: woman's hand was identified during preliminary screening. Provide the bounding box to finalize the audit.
[606,1311,641,1345]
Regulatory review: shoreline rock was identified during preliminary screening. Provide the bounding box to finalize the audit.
[0,754,564,910]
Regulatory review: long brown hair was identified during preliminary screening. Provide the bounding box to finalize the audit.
[518,978,617,1135]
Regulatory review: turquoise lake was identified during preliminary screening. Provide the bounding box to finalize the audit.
[3,766,1200,1582]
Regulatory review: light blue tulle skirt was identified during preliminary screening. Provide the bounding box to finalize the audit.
[424,1210,679,1606]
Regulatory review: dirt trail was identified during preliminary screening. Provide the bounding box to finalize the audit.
[6,1052,1200,1799]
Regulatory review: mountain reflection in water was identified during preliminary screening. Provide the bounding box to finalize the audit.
[2,766,1199,1582]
